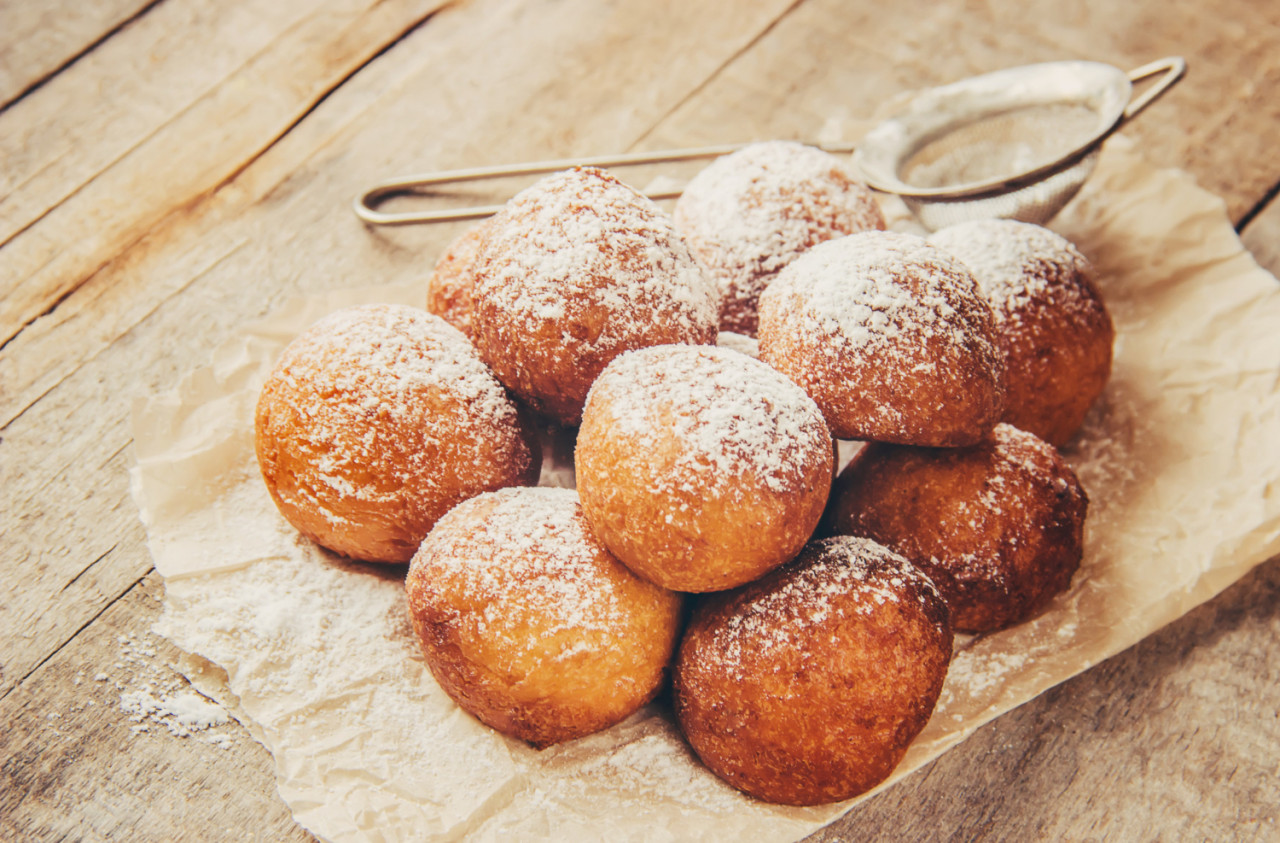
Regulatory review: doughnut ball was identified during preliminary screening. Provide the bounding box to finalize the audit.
[470,166,718,425]
[929,219,1114,445]
[758,230,1005,446]
[674,141,885,337]
[826,423,1087,633]
[425,217,497,339]
[254,304,541,563]
[577,345,833,593]
[405,487,683,748]
[673,536,952,805]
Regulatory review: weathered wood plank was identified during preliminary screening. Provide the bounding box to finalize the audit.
[2,0,1278,837]
[0,0,155,108]
[0,0,801,713]
[0,573,314,842]
[0,0,448,349]
[642,0,1280,227]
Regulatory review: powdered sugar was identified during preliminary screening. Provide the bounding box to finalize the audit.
[582,345,830,496]
[674,141,885,335]
[255,303,537,559]
[470,167,718,423]
[716,330,759,358]
[764,231,983,357]
[408,487,637,641]
[757,231,1003,444]
[928,219,1097,319]
[700,537,946,680]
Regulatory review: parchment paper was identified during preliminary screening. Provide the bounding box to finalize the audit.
[130,143,1280,842]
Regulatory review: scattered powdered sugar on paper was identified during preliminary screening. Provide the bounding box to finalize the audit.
[157,549,527,837]
[940,648,1030,702]
[583,345,829,496]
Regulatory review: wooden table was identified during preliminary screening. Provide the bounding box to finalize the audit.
[3,0,1278,839]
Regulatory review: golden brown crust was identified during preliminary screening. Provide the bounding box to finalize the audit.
[757,231,1004,446]
[674,141,885,337]
[929,220,1114,445]
[825,423,1087,633]
[576,345,833,592]
[425,217,498,339]
[405,487,683,748]
[470,166,718,425]
[254,304,541,563]
[673,536,952,805]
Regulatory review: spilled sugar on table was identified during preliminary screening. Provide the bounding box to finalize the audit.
[2,0,1279,840]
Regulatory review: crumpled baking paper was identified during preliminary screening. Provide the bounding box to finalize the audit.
[130,143,1280,842]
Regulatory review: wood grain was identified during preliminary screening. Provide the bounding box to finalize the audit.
[0,0,448,350]
[1,0,1277,838]
[0,0,799,797]
[0,0,155,108]
[0,574,313,842]
[642,0,1280,226]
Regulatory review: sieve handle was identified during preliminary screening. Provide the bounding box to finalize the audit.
[1121,56,1186,123]
[354,142,857,225]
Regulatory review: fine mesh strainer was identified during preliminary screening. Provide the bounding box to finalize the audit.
[354,57,1183,229]
[853,57,1185,230]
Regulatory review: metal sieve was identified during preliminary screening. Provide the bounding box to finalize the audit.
[354,57,1183,229]
[852,57,1185,230]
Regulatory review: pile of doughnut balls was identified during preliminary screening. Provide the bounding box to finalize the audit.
[254,141,1111,806]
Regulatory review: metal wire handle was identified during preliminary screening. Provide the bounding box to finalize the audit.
[353,142,857,226]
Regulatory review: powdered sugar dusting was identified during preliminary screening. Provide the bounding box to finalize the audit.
[702,537,945,681]
[426,217,498,339]
[991,423,1063,475]
[757,230,1003,443]
[929,219,1097,321]
[583,345,830,497]
[473,166,717,354]
[674,141,885,335]
[716,331,759,358]
[256,304,535,549]
[410,487,635,642]
[766,231,986,359]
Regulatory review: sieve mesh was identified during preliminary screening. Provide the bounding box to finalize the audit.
[900,102,1101,189]
[852,58,1185,231]
[894,101,1104,229]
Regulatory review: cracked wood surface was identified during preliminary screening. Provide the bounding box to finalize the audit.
[2,0,1278,839]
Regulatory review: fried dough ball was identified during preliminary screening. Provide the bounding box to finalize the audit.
[405,487,683,748]
[254,304,541,563]
[577,345,833,593]
[758,231,1005,446]
[674,141,885,337]
[673,536,952,805]
[928,220,1113,445]
[826,423,1087,633]
[425,217,497,339]
[470,166,718,425]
